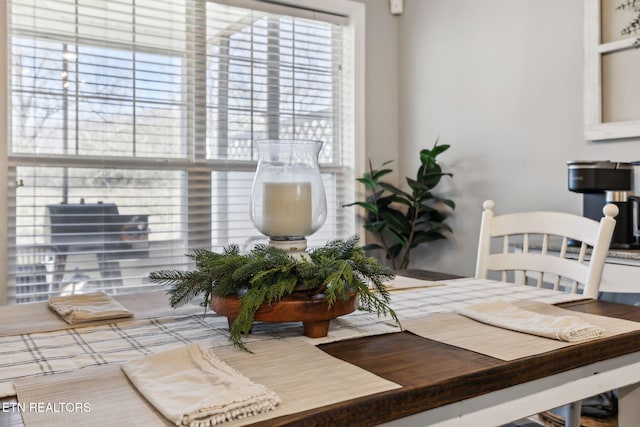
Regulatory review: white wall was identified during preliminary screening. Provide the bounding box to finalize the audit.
[392,0,640,276]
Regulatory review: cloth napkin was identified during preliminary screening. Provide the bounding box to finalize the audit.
[48,292,134,324]
[457,300,605,342]
[121,343,281,427]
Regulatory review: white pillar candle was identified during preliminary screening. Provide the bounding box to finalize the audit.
[262,182,312,237]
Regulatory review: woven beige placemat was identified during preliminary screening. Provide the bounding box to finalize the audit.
[0,290,202,336]
[15,364,172,427]
[212,339,401,426]
[403,300,640,361]
[15,339,400,427]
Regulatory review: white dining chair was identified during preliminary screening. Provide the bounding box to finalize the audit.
[475,199,618,427]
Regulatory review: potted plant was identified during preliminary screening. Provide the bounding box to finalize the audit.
[149,235,399,351]
[344,141,455,270]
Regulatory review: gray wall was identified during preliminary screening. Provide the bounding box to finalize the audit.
[357,0,400,182]
[363,0,640,276]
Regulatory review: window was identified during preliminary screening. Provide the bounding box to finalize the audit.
[3,0,360,304]
[584,0,640,140]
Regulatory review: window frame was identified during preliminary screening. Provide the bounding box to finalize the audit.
[1,0,8,305]
[584,0,640,141]
[0,0,365,304]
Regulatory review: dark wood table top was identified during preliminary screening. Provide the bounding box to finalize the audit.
[4,270,640,427]
[244,298,640,426]
[247,271,640,426]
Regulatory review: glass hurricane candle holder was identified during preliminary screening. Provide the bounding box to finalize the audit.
[249,139,327,254]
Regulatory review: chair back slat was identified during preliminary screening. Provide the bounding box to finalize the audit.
[571,280,579,294]
[578,242,587,264]
[536,272,544,288]
[559,237,568,258]
[475,200,618,299]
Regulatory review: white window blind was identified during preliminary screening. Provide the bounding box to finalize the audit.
[5,0,355,304]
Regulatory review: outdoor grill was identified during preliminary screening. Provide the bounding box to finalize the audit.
[46,202,149,257]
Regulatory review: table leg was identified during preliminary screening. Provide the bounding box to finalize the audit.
[226,317,235,330]
[619,383,640,427]
[303,319,330,338]
[565,402,581,427]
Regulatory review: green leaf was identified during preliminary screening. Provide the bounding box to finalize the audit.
[417,142,449,176]
[436,222,453,233]
[406,178,428,195]
[428,143,450,157]
[371,167,394,181]
[377,182,412,199]
[420,167,444,189]
[385,194,412,207]
[364,221,387,232]
[415,191,435,204]
[411,231,446,245]
[379,209,412,234]
[343,201,379,214]
[375,198,404,213]
[421,171,451,182]
[428,210,447,222]
[355,176,376,191]
[439,198,456,210]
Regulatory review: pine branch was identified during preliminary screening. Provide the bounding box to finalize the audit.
[148,236,400,350]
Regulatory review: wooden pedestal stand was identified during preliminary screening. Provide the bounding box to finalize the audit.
[211,292,359,338]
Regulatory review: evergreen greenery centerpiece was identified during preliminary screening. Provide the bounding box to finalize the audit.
[149,235,399,351]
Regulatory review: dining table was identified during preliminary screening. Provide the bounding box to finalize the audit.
[2,269,640,427]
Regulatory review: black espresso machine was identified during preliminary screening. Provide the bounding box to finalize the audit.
[568,160,640,249]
